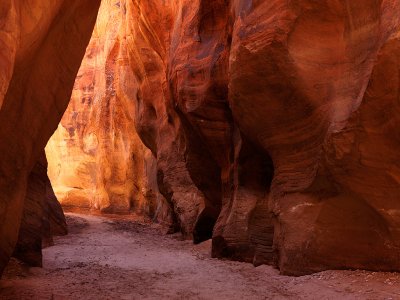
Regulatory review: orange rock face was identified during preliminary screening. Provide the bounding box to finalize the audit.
[45,0,170,223]
[123,1,226,240]
[119,0,400,275]
[0,0,100,274]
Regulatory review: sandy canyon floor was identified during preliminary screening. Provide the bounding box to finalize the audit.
[1,213,400,300]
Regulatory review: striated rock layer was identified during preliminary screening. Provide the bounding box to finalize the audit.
[46,0,172,227]
[13,153,67,267]
[117,0,400,275]
[48,0,400,275]
[228,0,400,275]
[120,1,225,240]
[0,0,100,275]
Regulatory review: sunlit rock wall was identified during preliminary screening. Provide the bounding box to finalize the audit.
[49,0,400,275]
[45,0,173,227]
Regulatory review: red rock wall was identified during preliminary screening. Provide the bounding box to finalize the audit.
[48,0,400,275]
[13,153,67,267]
[121,0,400,275]
[2,0,400,277]
[0,0,100,275]
[228,0,400,275]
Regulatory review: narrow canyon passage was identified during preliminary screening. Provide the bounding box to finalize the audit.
[3,1,400,298]
[1,213,400,300]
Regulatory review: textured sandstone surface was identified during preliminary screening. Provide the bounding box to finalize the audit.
[122,0,225,241]
[47,0,400,275]
[0,0,100,275]
[13,153,67,267]
[118,0,400,275]
[228,0,400,274]
[46,0,170,224]
[2,0,400,278]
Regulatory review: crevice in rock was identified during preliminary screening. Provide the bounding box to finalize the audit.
[177,109,223,243]
[212,131,275,266]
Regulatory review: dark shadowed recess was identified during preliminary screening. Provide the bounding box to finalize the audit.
[213,133,275,266]
[178,110,223,244]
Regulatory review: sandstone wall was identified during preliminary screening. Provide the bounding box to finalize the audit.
[45,0,174,230]
[48,0,400,275]
[0,0,100,275]
[228,0,400,275]
[122,0,400,275]
[13,153,67,267]
[2,0,400,277]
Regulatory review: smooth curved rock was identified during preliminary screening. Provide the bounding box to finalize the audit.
[0,0,100,275]
[3,0,400,278]
[13,153,67,267]
[123,1,224,239]
[228,0,400,274]
[124,0,400,274]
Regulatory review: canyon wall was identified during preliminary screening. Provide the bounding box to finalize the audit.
[0,0,100,275]
[47,0,400,275]
[2,0,400,277]
[228,0,400,275]
[13,153,67,267]
[45,0,173,229]
[121,0,400,275]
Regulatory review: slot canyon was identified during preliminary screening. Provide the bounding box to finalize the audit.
[2,0,400,299]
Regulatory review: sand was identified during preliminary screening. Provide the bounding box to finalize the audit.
[1,213,400,300]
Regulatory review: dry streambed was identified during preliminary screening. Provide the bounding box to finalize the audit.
[1,213,399,300]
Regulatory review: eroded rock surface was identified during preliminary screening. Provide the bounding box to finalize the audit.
[46,1,174,234]
[121,0,400,275]
[46,0,168,220]
[228,0,400,274]
[2,0,400,278]
[13,153,67,267]
[0,0,100,275]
